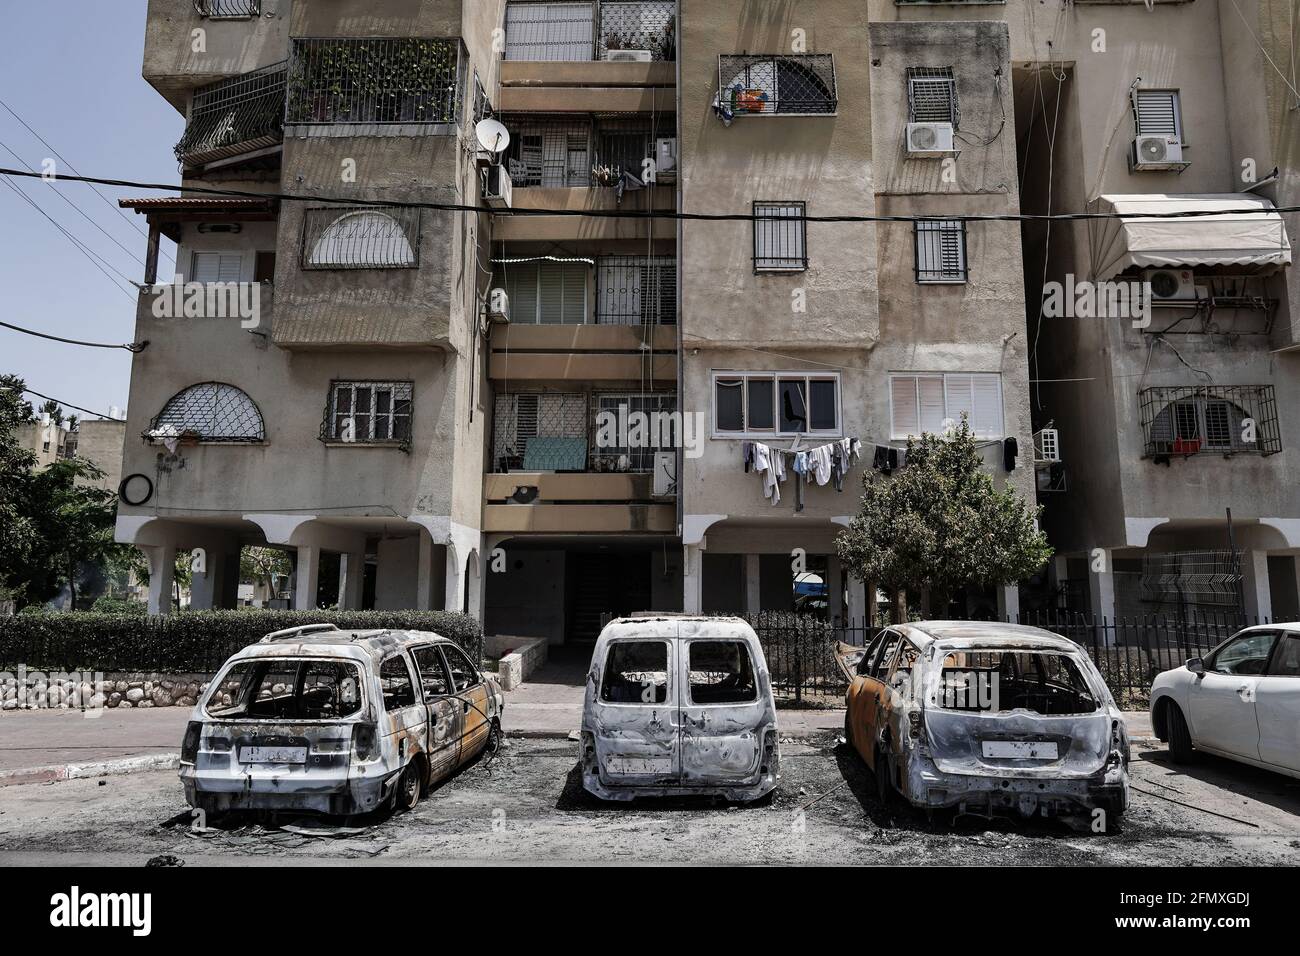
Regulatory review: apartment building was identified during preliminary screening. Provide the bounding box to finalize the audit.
[18,417,125,493]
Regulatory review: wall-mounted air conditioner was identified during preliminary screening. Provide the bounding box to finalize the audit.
[1142,267,1198,303]
[653,451,677,497]
[484,163,513,209]
[1131,135,1185,171]
[906,121,955,157]
[1033,428,1061,464]
[487,288,510,324]
[604,49,653,63]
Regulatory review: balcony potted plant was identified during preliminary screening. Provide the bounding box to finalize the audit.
[1171,436,1202,456]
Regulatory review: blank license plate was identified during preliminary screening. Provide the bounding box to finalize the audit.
[240,746,307,764]
[982,740,1058,760]
[605,756,672,775]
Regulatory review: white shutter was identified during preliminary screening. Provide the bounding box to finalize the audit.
[1135,90,1180,139]
[890,376,919,439]
[944,374,974,430]
[505,263,539,323]
[970,374,1004,439]
[191,252,242,283]
[917,375,947,434]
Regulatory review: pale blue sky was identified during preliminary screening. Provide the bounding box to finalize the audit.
[0,0,182,419]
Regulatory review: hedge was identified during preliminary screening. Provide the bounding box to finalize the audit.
[0,609,483,674]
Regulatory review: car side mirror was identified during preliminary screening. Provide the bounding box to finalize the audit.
[1186,657,1205,677]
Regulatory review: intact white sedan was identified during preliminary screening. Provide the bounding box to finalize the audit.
[1150,624,1300,778]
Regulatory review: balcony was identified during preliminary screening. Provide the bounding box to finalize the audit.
[286,38,461,127]
[500,114,673,188]
[175,62,287,170]
[1139,385,1281,459]
[504,2,676,62]
[492,391,677,474]
[193,1,261,17]
[717,54,838,116]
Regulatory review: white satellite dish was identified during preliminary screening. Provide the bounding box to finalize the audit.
[475,118,511,159]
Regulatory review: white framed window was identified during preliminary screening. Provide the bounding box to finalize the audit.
[712,370,840,438]
[753,202,807,273]
[889,373,1003,440]
[504,2,596,62]
[190,251,243,283]
[327,381,413,444]
[914,220,967,283]
[1133,89,1183,143]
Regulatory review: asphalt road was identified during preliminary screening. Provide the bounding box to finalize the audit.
[2,731,1298,865]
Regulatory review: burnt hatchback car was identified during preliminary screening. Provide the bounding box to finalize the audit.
[580,615,780,802]
[837,621,1129,822]
[180,624,503,816]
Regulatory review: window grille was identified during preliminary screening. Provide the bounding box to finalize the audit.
[287,38,461,125]
[914,219,967,283]
[502,116,592,187]
[149,382,265,443]
[175,62,287,167]
[597,2,676,60]
[718,54,837,115]
[322,381,413,448]
[492,393,590,471]
[596,256,676,324]
[906,67,959,126]
[593,392,678,470]
[753,202,808,272]
[1133,89,1182,141]
[1139,386,1280,457]
[302,207,421,269]
[194,1,260,17]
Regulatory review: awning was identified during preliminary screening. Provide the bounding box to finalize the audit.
[1088,194,1291,280]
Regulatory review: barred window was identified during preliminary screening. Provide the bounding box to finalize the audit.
[1140,386,1280,457]
[303,208,420,269]
[596,256,676,325]
[325,381,413,446]
[754,202,807,272]
[914,219,967,283]
[907,67,958,126]
[287,37,461,126]
[719,55,837,115]
[713,371,840,437]
[502,116,592,187]
[149,382,265,443]
[492,392,589,471]
[594,392,678,470]
[1133,89,1182,141]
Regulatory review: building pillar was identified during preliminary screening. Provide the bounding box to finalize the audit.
[1242,549,1272,622]
[997,584,1020,623]
[465,550,485,622]
[339,551,365,611]
[445,546,467,614]
[827,557,844,624]
[744,553,761,613]
[294,545,320,611]
[1087,549,1117,646]
[683,544,704,614]
[414,534,436,611]
[845,575,867,635]
[143,544,176,616]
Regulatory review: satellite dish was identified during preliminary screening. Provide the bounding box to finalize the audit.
[475,118,511,158]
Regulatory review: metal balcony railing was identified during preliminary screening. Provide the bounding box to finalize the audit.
[596,256,676,325]
[194,0,261,17]
[1139,385,1281,458]
[492,392,678,473]
[287,38,461,125]
[503,2,676,62]
[718,54,838,115]
[500,114,671,187]
[175,61,287,168]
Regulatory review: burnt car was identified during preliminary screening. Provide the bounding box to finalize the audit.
[180,624,503,816]
[837,621,1129,822]
[580,615,780,802]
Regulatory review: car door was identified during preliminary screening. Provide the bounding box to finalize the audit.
[377,652,428,772]
[1188,630,1279,759]
[440,643,492,766]
[590,636,680,786]
[860,630,903,771]
[678,634,766,786]
[838,632,884,759]
[410,644,461,784]
[1255,631,1300,773]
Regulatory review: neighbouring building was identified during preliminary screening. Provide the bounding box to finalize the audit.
[18,417,126,493]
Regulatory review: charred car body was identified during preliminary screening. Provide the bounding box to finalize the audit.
[838,622,1129,821]
[581,616,780,802]
[180,625,504,816]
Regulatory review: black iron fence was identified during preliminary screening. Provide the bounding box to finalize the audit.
[287,37,461,126]
[175,61,286,168]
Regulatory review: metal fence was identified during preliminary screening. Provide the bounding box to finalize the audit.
[287,37,461,125]
[596,256,676,324]
[500,114,671,187]
[175,61,286,167]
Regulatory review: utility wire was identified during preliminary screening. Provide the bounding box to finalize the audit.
[0,319,146,352]
[2,166,1296,224]
[20,388,124,421]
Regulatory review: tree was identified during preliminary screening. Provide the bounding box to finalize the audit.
[38,399,64,427]
[241,546,292,598]
[0,374,37,601]
[835,417,1052,619]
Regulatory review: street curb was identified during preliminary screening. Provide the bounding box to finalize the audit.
[0,753,179,787]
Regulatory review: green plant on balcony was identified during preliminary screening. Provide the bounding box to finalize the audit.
[287,39,459,125]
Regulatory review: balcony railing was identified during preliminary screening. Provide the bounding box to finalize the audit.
[504,2,676,62]
[194,0,260,17]
[492,391,677,472]
[175,61,287,168]
[1139,385,1281,458]
[500,114,672,187]
[596,256,676,325]
[717,54,838,115]
[287,38,461,126]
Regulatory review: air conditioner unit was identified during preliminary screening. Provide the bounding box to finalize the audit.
[652,451,677,497]
[1142,267,1198,303]
[656,137,678,174]
[604,49,653,63]
[487,288,510,324]
[906,121,955,157]
[484,163,513,209]
[1033,428,1061,464]
[1131,135,1185,170]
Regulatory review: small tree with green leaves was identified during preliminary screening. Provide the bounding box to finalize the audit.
[835,417,1052,620]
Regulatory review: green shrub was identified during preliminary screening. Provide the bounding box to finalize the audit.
[0,609,482,674]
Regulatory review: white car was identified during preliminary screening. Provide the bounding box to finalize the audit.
[1149,624,1300,778]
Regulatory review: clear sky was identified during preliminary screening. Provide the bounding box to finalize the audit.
[0,0,182,420]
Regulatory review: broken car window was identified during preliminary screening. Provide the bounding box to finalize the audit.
[1268,634,1300,677]
[412,645,453,699]
[1210,631,1278,676]
[856,632,886,676]
[207,660,364,720]
[688,640,758,705]
[441,644,481,693]
[601,641,669,704]
[871,633,902,680]
[379,654,417,710]
[935,650,1099,715]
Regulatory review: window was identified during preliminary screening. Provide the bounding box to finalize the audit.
[379,655,417,710]
[889,373,1004,440]
[303,208,419,269]
[914,219,967,283]
[687,641,758,705]
[1140,386,1280,457]
[500,259,589,323]
[190,252,243,283]
[718,54,837,115]
[855,632,887,677]
[503,116,591,187]
[207,660,363,719]
[713,371,840,437]
[601,641,668,703]
[753,202,807,272]
[907,67,959,126]
[596,256,676,325]
[937,651,1099,715]
[174,61,287,168]
[1268,634,1300,677]
[1209,631,1278,676]
[325,381,413,445]
[440,644,481,693]
[412,646,452,699]
[150,382,265,443]
[504,2,597,62]
[871,632,903,680]
[195,1,261,17]
[492,392,589,471]
[1133,89,1183,142]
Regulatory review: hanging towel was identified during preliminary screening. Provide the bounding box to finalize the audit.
[753,442,780,505]
[809,445,833,486]
[793,451,808,475]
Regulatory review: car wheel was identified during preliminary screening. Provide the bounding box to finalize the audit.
[486,719,503,755]
[396,759,423,812]
[1166,703,1196,764]
[874,746,893,806]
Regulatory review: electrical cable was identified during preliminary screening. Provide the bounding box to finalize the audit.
[19,388,124,421]
[0,319,146,352]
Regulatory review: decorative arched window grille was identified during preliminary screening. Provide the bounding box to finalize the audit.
[717,55,837,115]
[148,382,266,443]
[304,208,419,269]
[1140,385,1280,457]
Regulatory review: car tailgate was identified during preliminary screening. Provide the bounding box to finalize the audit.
[924,710,1111,778]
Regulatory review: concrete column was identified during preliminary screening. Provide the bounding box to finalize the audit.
[827,557,844,624]
[415,534,436,611]
[844,575,867,632]
[743,553,761,613]
[188,548,216,611]
[445,546,466,614]
[144,544,176,616]
[465,550,485,622]
[683,544,703,614]
[1087,550,1116,621]
[1242,549,1272,622]
[339,551,365,611]
[294,545,321,611]
[997,584,1020,623]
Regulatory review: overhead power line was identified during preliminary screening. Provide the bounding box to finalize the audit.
[1,166,1295,225]
[0,319,147,352]
[20,388,124,422]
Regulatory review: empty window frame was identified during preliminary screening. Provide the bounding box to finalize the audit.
[713,371,840,437]
[753,202,808,272]
[190,251,244,283]
[302,207,420,269]
[601,640,669,703]
[325,381,414,445]
[718,54,838,115]
[687,640,758,705]
[906,67,959,126]
[1132,89,1183,143]
[499,259,590,324]
[595,256,676,324]
[889,372,1004,440]
[914,219,967,283]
